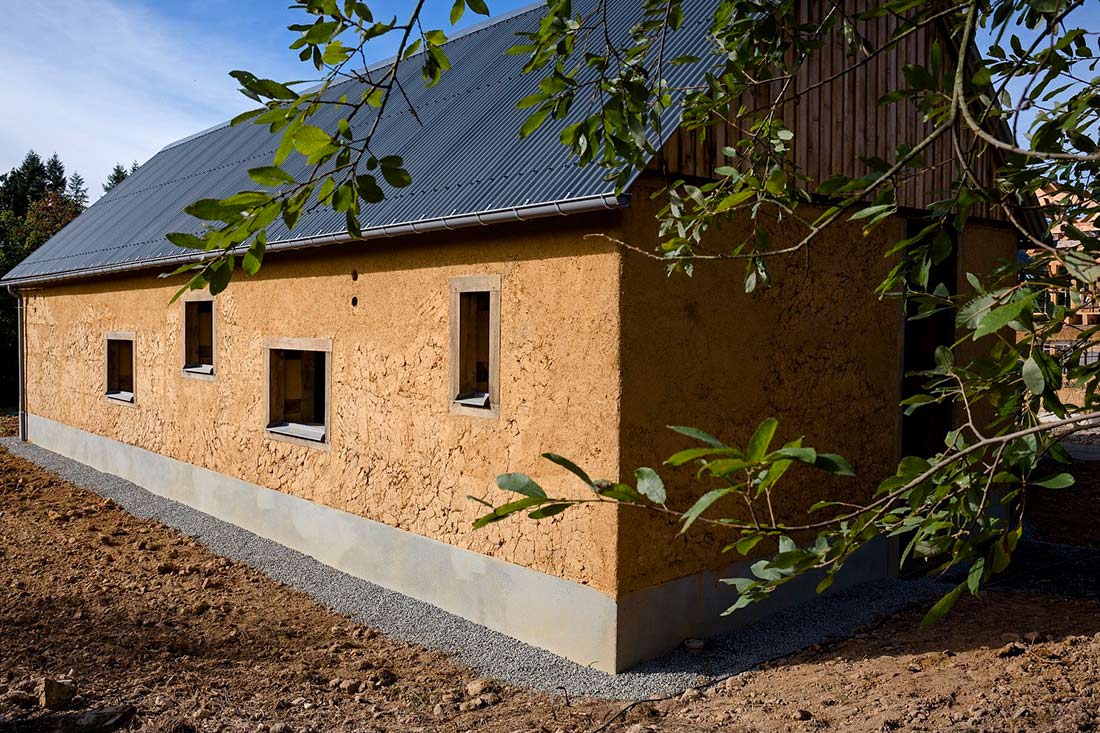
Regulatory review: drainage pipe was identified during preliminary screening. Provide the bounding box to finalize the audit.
[6,285,25,441]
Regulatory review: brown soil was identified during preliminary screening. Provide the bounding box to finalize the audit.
[620,594,1100,732]
[0,446,612,733]
[0,416,15,439]
[2,445,1100,732]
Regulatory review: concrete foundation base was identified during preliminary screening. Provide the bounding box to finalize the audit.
[24,414,893,673]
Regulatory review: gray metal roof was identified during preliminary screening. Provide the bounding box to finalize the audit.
[3,0,719,286]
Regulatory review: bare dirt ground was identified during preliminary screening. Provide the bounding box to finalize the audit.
[2,439,1100,732]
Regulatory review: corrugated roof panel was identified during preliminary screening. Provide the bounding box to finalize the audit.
[4,0,720,284]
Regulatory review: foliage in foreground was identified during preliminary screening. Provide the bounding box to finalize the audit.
[166,0,1100,620]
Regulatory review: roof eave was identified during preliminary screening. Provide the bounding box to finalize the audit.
[1,192,630,288]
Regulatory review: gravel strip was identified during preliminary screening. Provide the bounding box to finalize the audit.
[1,437,946,699]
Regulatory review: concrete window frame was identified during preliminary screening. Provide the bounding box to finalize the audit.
[449,274,500,419]
[104,330,136,406]
[180,291,216,381]
[263,336,333,451]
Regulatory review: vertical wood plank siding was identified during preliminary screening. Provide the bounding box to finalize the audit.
[652,1,1001,221]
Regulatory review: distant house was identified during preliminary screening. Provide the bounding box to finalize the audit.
[1034,186,1099,329]
[2,2,1031,672]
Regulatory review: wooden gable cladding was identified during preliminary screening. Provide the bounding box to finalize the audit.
[651,1,1003,222]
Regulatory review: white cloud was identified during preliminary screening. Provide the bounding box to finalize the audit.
[0,0,299,198]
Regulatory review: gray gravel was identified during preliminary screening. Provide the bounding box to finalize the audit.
[1,437,946,699]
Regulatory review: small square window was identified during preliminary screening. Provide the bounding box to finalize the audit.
[183,300,215,376]
[267,341,330,445]
[450,275,499,417]
[106,335,134,403]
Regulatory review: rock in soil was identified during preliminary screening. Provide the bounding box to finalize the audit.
[4,704,135,732]
[339,679,362,694]
[465,678,497,698]
[37,677,76,709]
[5,690,37,707]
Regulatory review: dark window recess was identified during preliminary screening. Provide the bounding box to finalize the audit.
[901,221,958,460]
[268,349,327,442]
[106,338,134,401]
[456,291,491,408]
[899,221,958,577]
[184,301,214,373]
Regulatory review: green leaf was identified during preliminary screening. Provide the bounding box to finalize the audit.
[293,125,334,156]
[764,167,786,196]
[519,108,550,138]
[323,40,352,65]
[634,467,666,504]
[230,108,265,126]
[449,0,465,24]
[528,503,571,520]
[303,20,341,45]
[974,295,1034,339]
[423,29,448,45]
[364,87,385,106]
[248,166,296,187]
[921,582,965,627]
[768,446,816,464]
[1022,356,1045,395]
[703,458,754,476]
[714,188,754,213]
[184,199,239,222]
[747,418,778,462]
[381,164,412,188]
[166,232,207,250]
[757,458,794,493]
[666,447,744,466]
[733,534,763,555]
[680,487,732,534]
[473,496,545,528]
[967,557,986,594]
[495,473,546,498]
[467,0,489,14]
[242,232,266,276]
[668,425,725,447]
[850,203,894,221]
[597,483,643,503]
[1034,473,1075,489]
[902,64,935,90]
[356,175,384,203]
[897,455,932,478]
[542,452,593,487]
[208,258,233,295]
[220,191,272,208]
[814,453,855,476]
[274,131,296,166]
[242,248,264,276]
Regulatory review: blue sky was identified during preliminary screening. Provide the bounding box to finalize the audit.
[3,2,1094,198]
[1,0,531,197]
